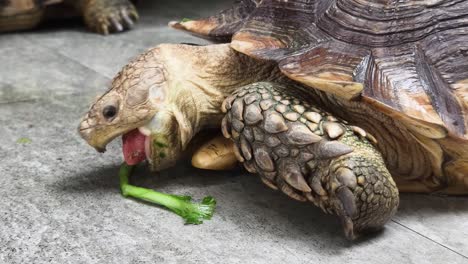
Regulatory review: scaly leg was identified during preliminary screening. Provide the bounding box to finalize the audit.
[68,0,138,34]
[221,82,399,240]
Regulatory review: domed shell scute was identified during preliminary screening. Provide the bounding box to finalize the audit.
[1,0,65,11]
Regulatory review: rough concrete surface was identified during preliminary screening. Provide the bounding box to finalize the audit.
[0,1,467,263]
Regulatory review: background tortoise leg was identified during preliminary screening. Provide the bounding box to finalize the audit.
[394,179,434,193]
[67,0,138,35]
[395,159,468,195]
[0,6,44,32]
[443,159,468,195]
[221,82,400,239]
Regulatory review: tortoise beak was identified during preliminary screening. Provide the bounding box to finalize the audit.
[95,146,107,153]
[78,125,110,153]
[78,117,109,153]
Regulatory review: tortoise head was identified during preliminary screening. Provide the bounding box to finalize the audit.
[79,44,203,171]
[79,43,275,171]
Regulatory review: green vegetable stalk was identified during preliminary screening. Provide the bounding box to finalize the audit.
[119,163,216,224]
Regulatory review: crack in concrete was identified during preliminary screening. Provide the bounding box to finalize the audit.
[392,220,468,260]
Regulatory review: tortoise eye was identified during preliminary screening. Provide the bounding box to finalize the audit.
[103,105,118,119]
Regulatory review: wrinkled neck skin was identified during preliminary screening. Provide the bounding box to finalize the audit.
[166,44,281,148]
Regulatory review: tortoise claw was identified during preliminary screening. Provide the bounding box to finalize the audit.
[337,186,357,218]
[100,23,110,35]
[121,9,135,28]
[341,215,356,240]
[129,9,139,21]
[110,16,124,32]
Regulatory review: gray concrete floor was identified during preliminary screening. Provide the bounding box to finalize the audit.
[0,1,467,263]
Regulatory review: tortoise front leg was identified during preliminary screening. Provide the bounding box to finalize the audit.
[67,0,138,34]
[221,82,399,240]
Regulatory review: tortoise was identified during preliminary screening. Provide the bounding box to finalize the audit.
[0,0,138,34]
[78,0,468,239]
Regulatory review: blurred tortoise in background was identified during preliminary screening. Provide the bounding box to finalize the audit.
[79,0,468,239]
[0,0,139,34]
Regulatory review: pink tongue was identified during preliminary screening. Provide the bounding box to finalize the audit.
[122,129,147,165]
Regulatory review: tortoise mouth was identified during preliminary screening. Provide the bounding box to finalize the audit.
[122,128,152,165]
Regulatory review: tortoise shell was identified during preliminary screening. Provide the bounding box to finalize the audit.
[172,0,468,139]
[171,0,468,190]
[0,0,62,16]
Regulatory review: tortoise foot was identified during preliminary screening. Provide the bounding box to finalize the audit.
[222,82,400,239]
[82,0,138,35]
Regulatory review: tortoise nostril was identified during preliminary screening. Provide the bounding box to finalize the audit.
[103,105,118,119]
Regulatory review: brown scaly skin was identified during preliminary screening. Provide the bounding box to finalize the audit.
[0,0,138,34]
[221,82,399,239]
[79,43,398,239]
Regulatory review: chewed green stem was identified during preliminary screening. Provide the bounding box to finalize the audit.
[119,163,216,224]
